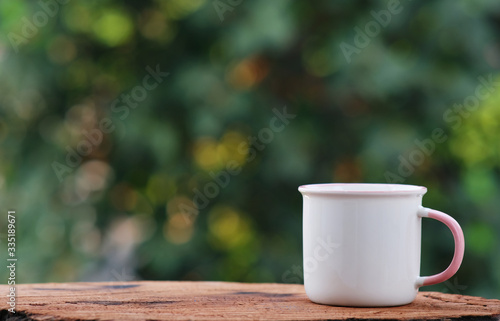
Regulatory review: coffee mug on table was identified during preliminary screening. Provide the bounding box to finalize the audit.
[298,183,465,307]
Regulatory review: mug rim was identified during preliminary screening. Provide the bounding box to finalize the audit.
[298,183,427,195]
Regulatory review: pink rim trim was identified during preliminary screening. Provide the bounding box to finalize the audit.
[299,183,427,195]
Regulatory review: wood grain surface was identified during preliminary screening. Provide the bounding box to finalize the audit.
[1,281,500,320]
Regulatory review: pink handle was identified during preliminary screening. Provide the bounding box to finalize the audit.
[416,207,465,287]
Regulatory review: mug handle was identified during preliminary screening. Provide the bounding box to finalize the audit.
[416,207,465,287]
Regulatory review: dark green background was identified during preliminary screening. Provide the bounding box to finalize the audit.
[0,0,499,299]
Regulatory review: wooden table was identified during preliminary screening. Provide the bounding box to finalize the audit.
[1,281,499,320]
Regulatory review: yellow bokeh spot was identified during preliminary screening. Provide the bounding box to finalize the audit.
[220,131,248,166]
[208,206,254,250]
[164,213,194,244]
[192,131,248,172]
[449,81,500,167]
[193,137,222,171]
[164,196,196,244]
[166,195,198,220]
[92,9,134,47]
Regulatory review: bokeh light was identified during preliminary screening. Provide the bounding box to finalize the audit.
[0,0,499,300]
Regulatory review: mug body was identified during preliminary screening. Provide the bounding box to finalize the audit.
[300,183,427,307]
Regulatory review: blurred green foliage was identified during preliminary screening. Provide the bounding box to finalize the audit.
[0,0,499,299]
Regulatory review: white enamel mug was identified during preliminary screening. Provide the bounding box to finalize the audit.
[299,183,465,307]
